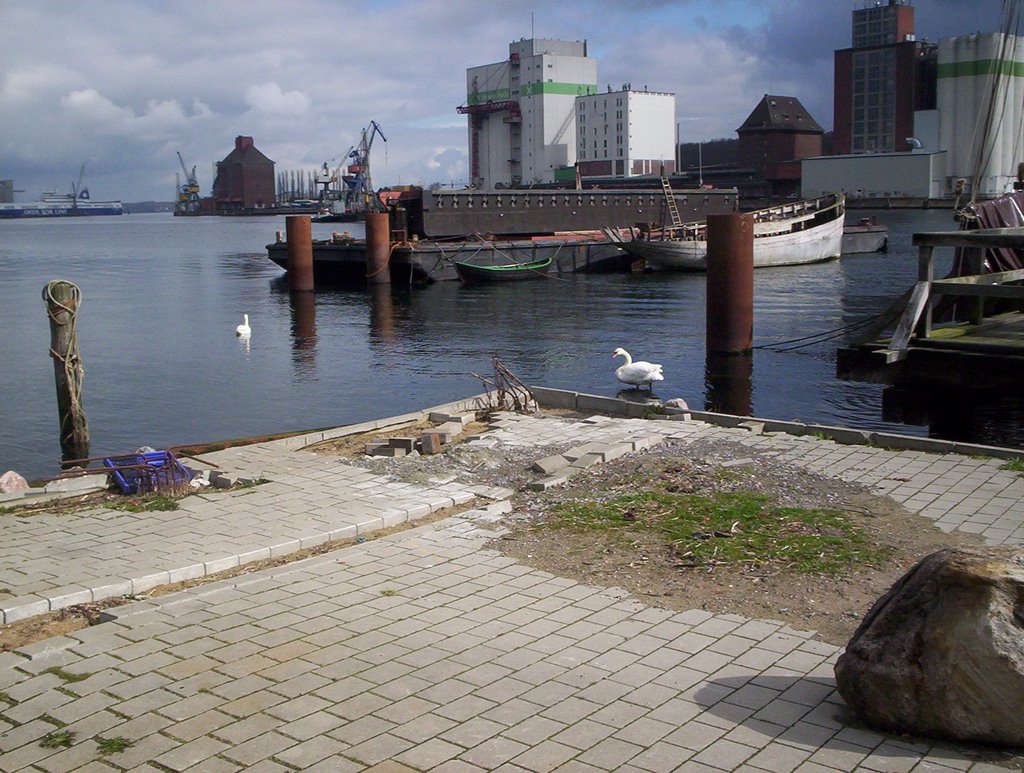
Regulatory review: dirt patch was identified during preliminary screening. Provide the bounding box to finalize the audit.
[490,437,980,646]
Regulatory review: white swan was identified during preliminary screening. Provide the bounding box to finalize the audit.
[613,347,664,389]
[235,313,251,337]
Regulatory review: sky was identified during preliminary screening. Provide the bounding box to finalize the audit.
[0,0,1005,202]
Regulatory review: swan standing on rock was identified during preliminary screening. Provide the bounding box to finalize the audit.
[235,314,251,337]
[613,347,664,390]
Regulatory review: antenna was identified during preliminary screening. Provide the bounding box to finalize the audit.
[531,12,534,38]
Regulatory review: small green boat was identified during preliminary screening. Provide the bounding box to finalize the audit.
[453,256,552,283]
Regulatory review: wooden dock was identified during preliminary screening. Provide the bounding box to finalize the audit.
[837,227,1024,389]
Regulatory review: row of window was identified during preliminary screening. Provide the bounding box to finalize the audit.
[433,193,671,208]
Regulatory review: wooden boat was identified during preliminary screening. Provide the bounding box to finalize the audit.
[452,256,552,283]
[606,192,845,271]
[842,216,889,254]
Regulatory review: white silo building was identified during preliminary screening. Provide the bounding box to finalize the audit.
[938,32,1024,197]
[575,87,676,178]
[461,38,597,188]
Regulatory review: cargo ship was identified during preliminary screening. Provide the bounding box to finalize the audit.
[0,189,123,219]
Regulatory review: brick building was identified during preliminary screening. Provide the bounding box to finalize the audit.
[212,136,275,211]
[736,95,824,197]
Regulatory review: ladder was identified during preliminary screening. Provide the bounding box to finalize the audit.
[661,176,684,229]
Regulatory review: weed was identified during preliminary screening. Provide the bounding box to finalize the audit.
[39,730,74,748]
[1000,458,1024,474]
[43,666,92,683]
[0,691,17,706]
[38,714,67,728]
[380,589,399,597]
[108,495,179,513]
[96,736,134,755]
[549,488,885,576]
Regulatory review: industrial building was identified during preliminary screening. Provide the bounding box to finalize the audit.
[801,149,946,199]
[938,33,1024,197]
[460,38,597,188]
[833,0,936,155]
[211,136,275,211]
[575,87,675,178]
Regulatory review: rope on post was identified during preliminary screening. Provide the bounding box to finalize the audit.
[42,280,90,462]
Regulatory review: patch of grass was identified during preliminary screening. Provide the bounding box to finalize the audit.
[548,489,885,576]
[379,589,398,597]
[108,495,179,513]
[95,736,134,755]
[1000,458,1024,474]
[39,730,75,749]
[43,666,91,683]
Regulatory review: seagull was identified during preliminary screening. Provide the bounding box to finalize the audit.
[613,347,664,390]
[235,313,251,337]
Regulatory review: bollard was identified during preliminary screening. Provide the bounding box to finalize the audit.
[42,280,90,463]
[706,213,754,354]
[286,215,314,292]
[364,212,391,285]
[704,352,753,416]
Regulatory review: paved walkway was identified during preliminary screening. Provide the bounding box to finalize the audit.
[0,399,1022,771]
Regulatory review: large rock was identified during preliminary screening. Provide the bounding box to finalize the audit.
[0,470,29,494]
[835,547,1024,745]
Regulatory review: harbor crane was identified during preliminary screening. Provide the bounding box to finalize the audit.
[175,152,201,215]
[346,120,387,213]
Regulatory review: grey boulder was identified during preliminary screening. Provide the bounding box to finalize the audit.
[835,546,1024,745]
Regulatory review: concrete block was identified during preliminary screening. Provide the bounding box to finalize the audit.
[429,412,471,426]
[563,443,605,461]
[870,432,952,453]
[371,446,407,457]
[435,421,465,436]
[528,473,572,491]
[530,386,579,410]
[364,441,389,455]
[423,429,455,444]
[598,443,633,463]
[532,455,570,475]
[419,433,443,455]
[631,436,664,452]
[389,437,417,452]
[43,475,108,495]
[576,393,631,416]
[3,596,51,624]
[570,452,603,470]
[721,457,755,468]
[739,421,765,435]
[210,471,237,488]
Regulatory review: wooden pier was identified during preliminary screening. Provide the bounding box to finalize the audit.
[837,227,1024,389]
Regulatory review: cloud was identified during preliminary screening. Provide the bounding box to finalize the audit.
[243,82,312,115]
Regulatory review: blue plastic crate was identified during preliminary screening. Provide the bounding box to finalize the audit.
[102,450,192,495]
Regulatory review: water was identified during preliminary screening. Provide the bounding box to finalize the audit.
[0,209,1016,480]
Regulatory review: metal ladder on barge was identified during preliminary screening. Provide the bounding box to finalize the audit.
[660,176,684,230]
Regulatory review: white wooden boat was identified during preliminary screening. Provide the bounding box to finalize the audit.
[606,193,845,271]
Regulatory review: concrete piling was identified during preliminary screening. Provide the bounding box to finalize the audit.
[285,215,314,292]
[365,212,391,285]
[706,213,754,354]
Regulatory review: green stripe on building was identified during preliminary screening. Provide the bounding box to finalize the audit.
[520,81,597,97]
[938,59,1024,78]
[467,88,512,105]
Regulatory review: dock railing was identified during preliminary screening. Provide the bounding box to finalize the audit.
[878,227,1024,363]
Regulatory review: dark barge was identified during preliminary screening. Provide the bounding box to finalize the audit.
[267,185,739,283]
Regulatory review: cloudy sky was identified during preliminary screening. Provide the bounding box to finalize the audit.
[1,1,1003,202]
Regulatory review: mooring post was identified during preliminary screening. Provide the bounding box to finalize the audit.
[42,280,90,463]
[365,212,391,285]
[706,213,754,354]
[286,215,314,292]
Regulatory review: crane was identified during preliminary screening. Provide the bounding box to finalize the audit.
[346,120,387,213]
[175,152,201,215]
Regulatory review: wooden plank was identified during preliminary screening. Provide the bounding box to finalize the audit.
[913,227,1024,248]
[934,268,1024,284]
[888,281,931,353]
[930,284,1024,299]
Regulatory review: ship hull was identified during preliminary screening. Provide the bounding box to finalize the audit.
[0,201,123,219]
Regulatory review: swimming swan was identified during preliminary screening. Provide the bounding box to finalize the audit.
[612,347,663,389]
[235,314,251,337]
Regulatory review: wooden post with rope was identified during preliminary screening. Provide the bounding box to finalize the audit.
[42,280,90,463]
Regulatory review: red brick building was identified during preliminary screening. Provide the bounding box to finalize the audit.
[212,136,275,211]
[833,0,937,155]
[736,95,824,197]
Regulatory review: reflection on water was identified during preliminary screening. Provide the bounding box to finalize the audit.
[704,353,753,416]
[1,209,1019,480]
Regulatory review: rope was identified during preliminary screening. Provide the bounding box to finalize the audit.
[41,280,87,447]
[752,310,896,353]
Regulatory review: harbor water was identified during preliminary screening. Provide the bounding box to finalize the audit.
[1,209,1019,481]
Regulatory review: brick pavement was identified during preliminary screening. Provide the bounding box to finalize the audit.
[0,513,1016,772]
[0,395,1022,769]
